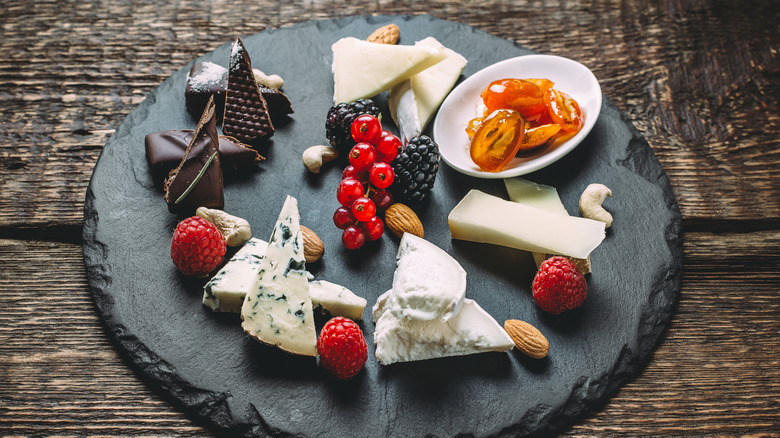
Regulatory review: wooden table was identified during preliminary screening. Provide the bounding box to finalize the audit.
[1,1,778,436]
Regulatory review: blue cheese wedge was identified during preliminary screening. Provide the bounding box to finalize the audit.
[309,280,367,321]
[203,238,269,313]
[240,196,317,356]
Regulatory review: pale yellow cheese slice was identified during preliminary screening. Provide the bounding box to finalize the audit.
[448,189,605,260]
[331,37,447,104]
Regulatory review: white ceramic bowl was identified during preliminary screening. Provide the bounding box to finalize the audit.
[433,54,602,178]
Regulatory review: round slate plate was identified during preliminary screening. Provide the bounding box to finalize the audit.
[83,15,682,438]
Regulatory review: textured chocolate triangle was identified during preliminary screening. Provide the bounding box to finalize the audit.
[145,129,262,186]
[163,96,224,213]
[186,62,293,121]
[223,39,275,144]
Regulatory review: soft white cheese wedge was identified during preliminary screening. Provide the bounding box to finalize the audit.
[448,189,605,260]
[203,238,269,313]
[387,233,466,321]
[373,298,514,365]
[240,196,317,356]
[309,280,367,321]
[504,178,593,273]
[389,37,467,144]
[331,37,447,104]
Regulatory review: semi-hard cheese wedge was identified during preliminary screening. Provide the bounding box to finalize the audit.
[373,295,514,365]
[203,238,269,313]
[389,37,467,144]
[240,196,317,356]
[448,189,605,260]
[309,280,366,321]
[504,177,593,273]
[331,37,447,104]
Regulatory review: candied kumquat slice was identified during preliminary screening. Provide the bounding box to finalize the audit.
[546,88,584,133]
[465,117,483,139]
[482,79,546,118]
[469,109,526,172]
[520,124,562,151]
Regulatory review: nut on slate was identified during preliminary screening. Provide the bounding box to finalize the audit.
[300,225,324,263]
[196,207,251,247]
[367,24,400,45]
[252,68,284,90]
[302,145,339,174]
[504,319,549,359]
[384,203,424,239]
[579,183,613,228]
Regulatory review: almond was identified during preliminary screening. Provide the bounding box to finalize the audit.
[384,203,424,239]
[366,24,400,45]
[300,225,324,263]
[503,319,549,359]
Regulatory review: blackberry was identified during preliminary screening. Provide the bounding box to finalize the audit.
[390,135,440,204]
[325,98,381,154]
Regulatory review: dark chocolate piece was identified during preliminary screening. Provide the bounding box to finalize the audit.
[222,39,274,144]
[163,96,224,213]
[258,84,294,118]
[185,62,227,118]
[145,130,262,186]
[185,62,293,121]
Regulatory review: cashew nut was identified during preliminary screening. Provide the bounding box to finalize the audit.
[196,207,252,246]
[579,184,613,228]
[252,68,284,90]
[302,145,339,173]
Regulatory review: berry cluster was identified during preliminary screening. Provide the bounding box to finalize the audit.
[333,114,402,249]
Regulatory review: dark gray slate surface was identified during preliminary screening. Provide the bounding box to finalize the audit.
[82,15,682,438]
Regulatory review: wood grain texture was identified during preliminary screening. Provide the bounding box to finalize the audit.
[1,0,779,436]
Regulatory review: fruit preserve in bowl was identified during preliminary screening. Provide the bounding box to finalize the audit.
[433,54,602,179]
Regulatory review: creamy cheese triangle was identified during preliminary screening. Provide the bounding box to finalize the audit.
[331,37,447,104]
[240,196,317,356]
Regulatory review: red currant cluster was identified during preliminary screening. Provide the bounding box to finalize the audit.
[334,114,401,249]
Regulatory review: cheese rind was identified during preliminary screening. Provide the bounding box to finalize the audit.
[331,37,447,104]
[389,37,467,144]
[240,196,317,356]
[309,280,367,320]
[373,298,514,365]
[448,189,605,259]
[203,238,268,313]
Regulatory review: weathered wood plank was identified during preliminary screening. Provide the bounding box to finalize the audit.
[0,232,777,436]
[0,0,778,234]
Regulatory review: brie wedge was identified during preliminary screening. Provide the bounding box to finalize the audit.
[240,196,317,356]
[373,297,514,365]
[389,37,467,144]
[372,234,512,365]
[331,37,447,104]
[388,233,466,321]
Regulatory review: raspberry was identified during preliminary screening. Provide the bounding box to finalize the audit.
[317,317,368,379]
[532,256,587,314]
[170,216,226,277]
